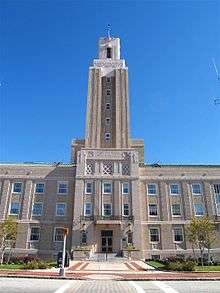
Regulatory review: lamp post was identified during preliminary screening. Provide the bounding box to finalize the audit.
[59,228,68,277]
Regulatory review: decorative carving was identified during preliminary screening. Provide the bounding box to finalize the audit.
[85,160,94,175]
[93,60,124,69]
[102,161,113,175]
[122,163,130,176]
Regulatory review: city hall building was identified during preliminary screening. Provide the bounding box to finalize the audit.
[0,35,220,261]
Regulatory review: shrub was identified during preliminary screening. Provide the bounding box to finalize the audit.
[9,255,40,264]
[37,261,48,269]
[164,260,196,272]
[22,260,39,270]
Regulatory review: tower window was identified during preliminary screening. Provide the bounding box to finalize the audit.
[106,118,110,125]
[107,47,112,59]
[106,89,111,96]
[106,103,111,110]
[105,133,111,141]
[106,77,111,83]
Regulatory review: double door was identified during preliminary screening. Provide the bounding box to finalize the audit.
[101,230,113,252]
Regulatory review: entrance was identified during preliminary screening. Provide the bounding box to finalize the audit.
[101,230,113,252]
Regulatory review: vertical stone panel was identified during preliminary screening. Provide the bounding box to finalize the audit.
[0,180,11,219]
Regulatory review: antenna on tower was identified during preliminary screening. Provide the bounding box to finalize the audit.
[107,24,111,39]
[211,58,220,105]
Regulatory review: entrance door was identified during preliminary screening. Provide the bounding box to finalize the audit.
[101,230,113,252]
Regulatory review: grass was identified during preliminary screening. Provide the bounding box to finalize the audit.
[195,265,220,272]
[146,260,166,269]
[0,264,24,270]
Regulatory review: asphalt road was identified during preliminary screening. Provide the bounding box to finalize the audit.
[0,278,220,293]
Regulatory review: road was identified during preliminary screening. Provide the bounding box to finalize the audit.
[0,278,220,293]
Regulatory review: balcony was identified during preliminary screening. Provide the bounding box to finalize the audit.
[80,215,133,224]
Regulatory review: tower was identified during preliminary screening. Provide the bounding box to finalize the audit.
[72,33,144,257]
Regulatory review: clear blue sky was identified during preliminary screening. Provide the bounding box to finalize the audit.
[0,0,220,164]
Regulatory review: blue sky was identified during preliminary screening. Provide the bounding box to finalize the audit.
[0,0,220,164]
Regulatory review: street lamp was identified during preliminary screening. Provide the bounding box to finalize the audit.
[59,228,68,277]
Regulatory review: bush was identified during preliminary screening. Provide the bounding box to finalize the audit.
[164,260,196,272]
[22,260,39,270]
[37,261,48,269]
[9,255,40,264]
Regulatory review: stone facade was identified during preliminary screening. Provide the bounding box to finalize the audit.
[0,35,220,261]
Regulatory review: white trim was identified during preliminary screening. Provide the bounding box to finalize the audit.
[122,182,129,195]
[84,202,93,216]
[146,183,158,196]
[193,202,205,216]
[148,203,158,217]
[85,181,93,194]
[29,226,40,242]
[34,182,45,194]
[53,227,65,242]
[173,226,184,243]
[149,227,160,243]
[32,202,43,216]
[57,181,68,195]
[169,183,180,195]
[102,181,112,194]
[9,202,20,215]
[191,183,202,195]
[12,182,23,194]
[102,203,112,216]
[171,203,182,217]
[55,202,67,216]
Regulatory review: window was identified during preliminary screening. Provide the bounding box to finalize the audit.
[106,89,111,96]
[81,231,87,245]
[30,227,40,241]
[103,203,112,216]
[35,183,45,194]
[106,118,110,125]
[84,203,92,216]
[105,132,111,141]
[57,182,68,194]
[214,184,220,215]
[170,184,179,195]
[194,203,205,216]
[56,203,66,216]
[123,204,129,216]
[103,182,112,194]
[171,204,181,216]
[149,204,158,216]
[106,77,111,83]
[122,182,129,194]
[106,103,111,110]
[54,228,64,242]
[107,47,112,59]
[149,228,160,242]
[173,227,184,242]
[10,202,20,215]
[191,184,202,195]
[13,182,22,193]
[85,182,93,194]
[32,203,43,216]
[147,184,157,195]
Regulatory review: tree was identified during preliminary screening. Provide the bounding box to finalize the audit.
[186,217,216,265]
[0,217,18,264]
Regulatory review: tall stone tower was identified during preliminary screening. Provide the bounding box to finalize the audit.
[71,33,144,256]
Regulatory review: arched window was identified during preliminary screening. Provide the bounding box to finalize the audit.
[107,47,112,59]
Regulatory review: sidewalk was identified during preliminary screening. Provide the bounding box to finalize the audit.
[0,260,220,281]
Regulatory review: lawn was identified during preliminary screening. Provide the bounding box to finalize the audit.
[0,264,24,270]
[195,265,220,272]
[146,260,166,269]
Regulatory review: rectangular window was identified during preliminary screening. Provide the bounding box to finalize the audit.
[173,227,184,242]
[214,184,220,215]
[106,103,111,110]
[122,182,129,194]
[13,182,22,193]
[57,182,68,195]
[30,227,40,241]
[54,228,64,242]
[56,203,66,216]
[194,203,205,216]
[106,77,111,83]
[84,203,92,216]
[147,184,157,195]
[170,184,179,195]
[35,183,45,194]
[123,204,129,216]
[103,182,112,194]
[149,204,158,216]
[32,203,43,216]
[191,184,202,195]
[81,232,87,245]
[10,202,20,215]
[149,228,160,243]
[105,132,111,141]
[106,89,111,96]
[85,182,93,194]
[107,47,112,58]
[171,204,181,216]
[103,203,112,216]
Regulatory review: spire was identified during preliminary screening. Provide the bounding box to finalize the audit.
[107,24,111,39]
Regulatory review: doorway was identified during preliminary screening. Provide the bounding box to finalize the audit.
[101,230,113,252]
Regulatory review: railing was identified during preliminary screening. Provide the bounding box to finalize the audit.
[80,215,133,221]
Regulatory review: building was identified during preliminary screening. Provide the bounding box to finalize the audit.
[0,34,220,261]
